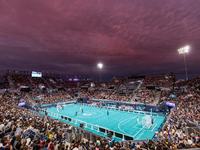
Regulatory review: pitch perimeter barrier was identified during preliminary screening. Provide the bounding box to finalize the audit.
[40,109,134,141]
[77,103,165,117]
[78,98,168,112]
[30,108,108,143]
[34,100,77,109]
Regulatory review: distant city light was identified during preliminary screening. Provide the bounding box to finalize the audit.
[178,46,189,54]
[97,63,103,69]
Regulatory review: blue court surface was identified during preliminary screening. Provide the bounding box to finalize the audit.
[42,104,165,141]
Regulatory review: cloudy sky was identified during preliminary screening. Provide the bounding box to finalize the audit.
[0,0,200,81]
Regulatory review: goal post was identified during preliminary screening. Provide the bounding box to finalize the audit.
[142,115,152,129]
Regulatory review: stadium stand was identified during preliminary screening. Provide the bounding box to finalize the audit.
[1,72,200,149]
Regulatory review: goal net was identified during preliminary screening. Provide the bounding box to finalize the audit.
[142,115,152,129]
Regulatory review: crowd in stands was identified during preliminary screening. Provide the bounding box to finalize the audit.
[1,89,200,149]
[156,89,200,149]
[30,91,72,105]
[1,75,10,89]
[118,81,141,91]
[78,90,132,102]
[0,83,8,90]
[175,76,200,89]
[1,72,200,149]
[143,74,174,88]
[107,93,131,102]
[1,73,177,90]
[92,91,113,100]
[9,74,31,89]
[135,90,155,104]
[43,77,58,89]
[0,95,73,150]
[159,90,175,104]
[31,78,49,89]
[78,90,97,99]
[107,78,125,87]
[2,73,63,90]
[62,81,92,89]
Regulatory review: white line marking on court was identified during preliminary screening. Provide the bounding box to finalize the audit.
[133,122,140,128]
[133,127,142,129]
[50,104,162,139]
[133,127,144,138]
[67,105,77,109]
[76,111,104,118]
[118,117,137,136]
[137,132,143,139]
[151,123,157,132]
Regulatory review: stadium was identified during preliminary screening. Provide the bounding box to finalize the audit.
[1,72,200,150]
[1,0,200,150]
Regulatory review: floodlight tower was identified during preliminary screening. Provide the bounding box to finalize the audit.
[178,46,189,81]
[97,63,103,82]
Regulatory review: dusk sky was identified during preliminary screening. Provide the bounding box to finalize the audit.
[1,0,200,81]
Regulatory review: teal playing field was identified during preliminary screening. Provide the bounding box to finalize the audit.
[42,104,165,141]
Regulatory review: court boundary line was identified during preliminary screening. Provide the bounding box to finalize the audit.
[151,123,157,132]
[118,117,137,137]
[75,110,104,118]
[133,127,144,138]
[47,104,164,140]
[133,121,141,128]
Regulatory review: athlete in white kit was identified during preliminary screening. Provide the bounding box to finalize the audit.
[57,107,59,113]
[80,106,81,110]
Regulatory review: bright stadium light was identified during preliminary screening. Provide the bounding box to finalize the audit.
[178,46,189,81]
[97,63,103,82]
[178,46,189,54]
[97,63,103,69]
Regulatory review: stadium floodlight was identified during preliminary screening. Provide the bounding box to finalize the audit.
[178,46,189,54]
[97,63,103,69]
[97,63,103,82]
[178,46,189,81]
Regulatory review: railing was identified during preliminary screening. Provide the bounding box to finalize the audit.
[35,100,77,109]
[40,109,134,141]
[78,103,164,117]
[13,105,109,143]
[186,127,200,137]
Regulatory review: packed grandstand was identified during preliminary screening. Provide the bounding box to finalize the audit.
[0,71,200,150]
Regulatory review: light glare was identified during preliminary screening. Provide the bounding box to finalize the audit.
[97,63,103,69]
[178,46,189,54]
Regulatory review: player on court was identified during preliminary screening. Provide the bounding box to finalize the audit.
[75,111,78,116]
[151,118,154,125]
[137,117,139,124]
[80,106,81,110]
[82,109,83,113]
[107,110,109,116]
[57,107,59,114]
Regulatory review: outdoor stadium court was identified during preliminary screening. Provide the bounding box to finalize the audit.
[43,104,165,141]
